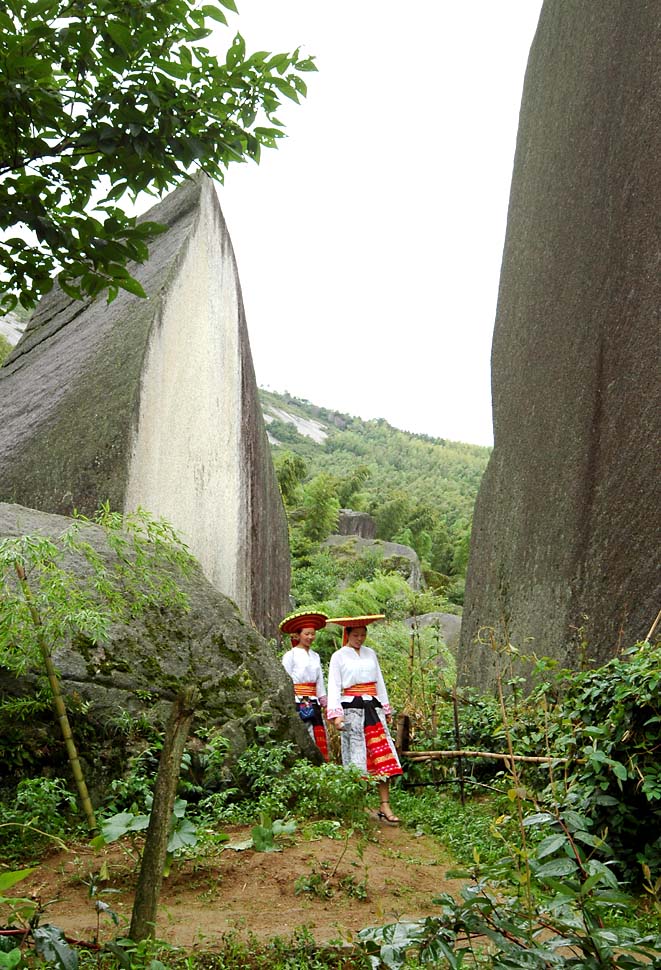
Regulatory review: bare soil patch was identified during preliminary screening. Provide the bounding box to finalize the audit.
[18,821,467,947]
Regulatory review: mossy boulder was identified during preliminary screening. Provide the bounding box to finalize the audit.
[0,503,317,797]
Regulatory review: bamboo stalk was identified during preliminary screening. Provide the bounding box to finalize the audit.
[402,749,570,764]
[452,689,465,805]
[644,608,661,643]
[14,562,97,832]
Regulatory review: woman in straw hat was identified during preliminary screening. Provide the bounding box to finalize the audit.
[326,615,402,823]
[279,609,330,761]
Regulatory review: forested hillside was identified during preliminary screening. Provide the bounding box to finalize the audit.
[260,388,491,605]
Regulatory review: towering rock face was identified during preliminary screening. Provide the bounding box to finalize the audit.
[459,1,661,688]
[0,177,289,637]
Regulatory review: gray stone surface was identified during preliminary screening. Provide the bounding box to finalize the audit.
[403,613,462,654]
[0,176,289,637]
[0,312,24,346]
[459,0,661,689]
[324,534,422,590]
[338,509,377,539]
[0,503,317,792]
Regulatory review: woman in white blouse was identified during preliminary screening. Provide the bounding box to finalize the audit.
[326,615,402,823]
[280,610,329,760]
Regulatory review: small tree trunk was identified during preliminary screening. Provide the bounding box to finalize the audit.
[14,562,97,832]
[129,686,198,942]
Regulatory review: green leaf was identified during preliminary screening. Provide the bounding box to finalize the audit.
[167,818,198,854]
[156,59,191,80]
[610,760,628,780]
[522,812,554,827]
[105,22,133,56]
[0,868,38,892]
[0,948,22,970]
[99,811,149,843]
[226,32,246,69]
[535,834,567,859]
[535,857,577,878]
[201,4,227,25]
[33,925,78,970]
[117,275,147,299]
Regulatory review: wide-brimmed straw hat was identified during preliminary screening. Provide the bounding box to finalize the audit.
[327,614,385,645]
[279,609,329,639]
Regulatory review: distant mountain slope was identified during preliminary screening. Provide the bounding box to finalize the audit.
[259,388,491,580]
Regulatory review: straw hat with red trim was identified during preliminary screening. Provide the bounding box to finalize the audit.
[327,614,385,645]
[279,609,329,643]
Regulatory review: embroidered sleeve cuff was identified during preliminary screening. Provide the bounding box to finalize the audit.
[382,703,392,716]
[327,707,343,719]
[318,695,327,707]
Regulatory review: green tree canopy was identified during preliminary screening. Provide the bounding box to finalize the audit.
[274,450,307,507]
[0,0,315,310]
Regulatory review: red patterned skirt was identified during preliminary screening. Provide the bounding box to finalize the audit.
[340,698,401,778]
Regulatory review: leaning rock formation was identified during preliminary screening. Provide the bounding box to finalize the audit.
[459,1,661,689]
[0,176,289,636]
[0,503,316,793]
[338,509,377,540]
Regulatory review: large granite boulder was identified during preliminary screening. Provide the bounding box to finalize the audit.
[324,534,423,590]
[459,0,661,689]
[0,176,289,637]
[403,613,462,655]
[0,503,316,794]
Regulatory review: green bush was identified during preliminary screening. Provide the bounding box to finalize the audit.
[0,777,78,861]
[199,741,373,831]
[547,641,661,879]
[420,641,661,881]
[290,550,341,605]
[358,803,661,969]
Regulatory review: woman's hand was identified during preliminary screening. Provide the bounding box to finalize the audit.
[333,716,345,730]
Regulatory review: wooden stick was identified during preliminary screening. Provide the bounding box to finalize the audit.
[129,686,198,941]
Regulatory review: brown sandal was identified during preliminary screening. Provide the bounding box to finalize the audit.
[377,802,400,824]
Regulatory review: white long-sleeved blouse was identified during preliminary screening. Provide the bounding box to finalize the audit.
[281,646,327,704]
[326,645,392,719]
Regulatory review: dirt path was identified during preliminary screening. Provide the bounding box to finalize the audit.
[18,821,468,947]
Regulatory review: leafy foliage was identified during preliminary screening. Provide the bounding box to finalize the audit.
[0,505,193,675]
[546,642,661,879]
[0,0,315,309]
[0,868,78,970]
[0,777,77,861]
[412,641,661,881]
[92,796,198,873]
[0,333,11,364]
[199,735,374,831]
[358,804,661,969]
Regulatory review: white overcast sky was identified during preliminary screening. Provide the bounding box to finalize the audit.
[213,1,544,447]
